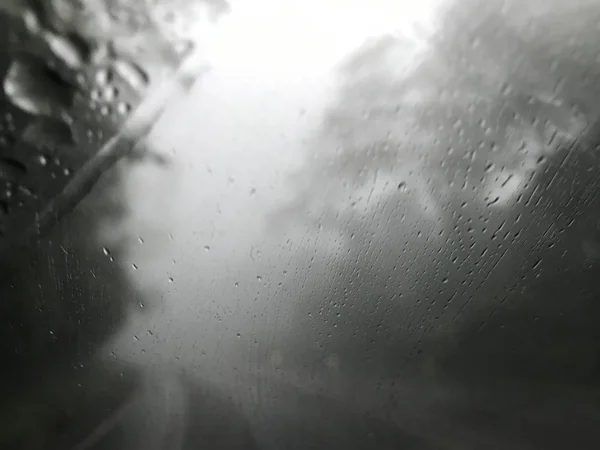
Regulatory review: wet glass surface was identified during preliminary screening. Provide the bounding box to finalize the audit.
[1,0,600,449]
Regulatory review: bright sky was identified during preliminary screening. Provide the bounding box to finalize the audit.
[191,0,444,74]
[112,0,450,364]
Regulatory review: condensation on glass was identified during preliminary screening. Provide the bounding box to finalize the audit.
[1,0,600,449]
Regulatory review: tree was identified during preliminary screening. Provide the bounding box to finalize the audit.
[274,0,600,385]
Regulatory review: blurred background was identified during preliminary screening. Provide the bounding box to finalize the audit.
[1,0,600,448]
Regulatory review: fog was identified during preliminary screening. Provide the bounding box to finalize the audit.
[100,0,600,378]
[5,0,600,448]
[106,0,443,376]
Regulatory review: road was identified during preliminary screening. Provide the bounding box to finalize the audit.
[190,365,600,450]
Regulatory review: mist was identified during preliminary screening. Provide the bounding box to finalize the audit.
[55,0,600,448]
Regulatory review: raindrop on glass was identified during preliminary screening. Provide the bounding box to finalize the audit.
[114,59,149,91]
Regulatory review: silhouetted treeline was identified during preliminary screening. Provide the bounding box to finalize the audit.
[0,155,140,443]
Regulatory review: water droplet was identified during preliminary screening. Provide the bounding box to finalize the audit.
[256,275,263,281]
[102,247,111,256]
[23,9,41,33]
[4,56,74,121]
[114,59,149,91]
[106,87,119,103]
[236,333,241,339]
[95,68,112,87]
[398,181,408,193]
[38,155,48,166]
[204,245,210,252]
[18,185,35,197]
[168,277,174,283]
[132,263,139,270]
[43,32,85,69]
[117,101,131,115]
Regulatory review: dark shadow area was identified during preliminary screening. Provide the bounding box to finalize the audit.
[0,149,259,450]
[0,154,140,447]
[0,4,259,449]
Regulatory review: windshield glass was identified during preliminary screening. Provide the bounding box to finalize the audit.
[2,1,600,449]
